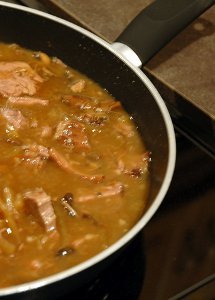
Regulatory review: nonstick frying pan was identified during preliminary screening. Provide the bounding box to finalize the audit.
[0,0,213,299]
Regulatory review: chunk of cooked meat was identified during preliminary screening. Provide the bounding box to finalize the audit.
[62,94,95,110]
[21,144,49,168]
[49,147,73,172]
[0,61,43,97]
[49,147,104,183]
[54,119,90,150]
[116,152,150,177]
[0,107,28,129]
[75,182,124,202]
[24,188,57,233]
[8,96,49,106]
[99,99,121,111]
[70,79,86,93]
[80,112,108,126]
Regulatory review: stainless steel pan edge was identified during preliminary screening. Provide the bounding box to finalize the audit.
[0,1,176,297]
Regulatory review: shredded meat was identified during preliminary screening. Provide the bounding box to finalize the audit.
[8,96,49,106]
[49,147,104,183]
[54,119,90,150]
[116,152,150,177]
[99,99,121,111]
[19,143,103,182]
[0,61,43,97]
[70,79,86,93]
[75,182,124,202]
[21,144,49,168]
[49,148,73,172]
[18,142,103,181]
[0,107,28,129]
[80,112,108,126]
[24,188,57,233]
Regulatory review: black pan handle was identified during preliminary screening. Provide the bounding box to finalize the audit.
[116,0,215,65]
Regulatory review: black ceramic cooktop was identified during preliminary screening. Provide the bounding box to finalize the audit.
[5,1,215,299]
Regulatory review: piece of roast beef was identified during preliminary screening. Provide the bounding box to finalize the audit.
[49,147,104,183]
[24,188,57,233]
[21,144,49,168]
[54,119,90,150]
[76,182,124,202]
[0,61,43,97]
[0,107,28,129]
[8,96,49,106]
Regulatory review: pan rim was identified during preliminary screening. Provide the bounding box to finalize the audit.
[0,1,176,295]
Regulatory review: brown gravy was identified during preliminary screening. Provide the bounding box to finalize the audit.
[0,43,149,287]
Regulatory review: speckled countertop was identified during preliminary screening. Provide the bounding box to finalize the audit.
[36,0,215,154]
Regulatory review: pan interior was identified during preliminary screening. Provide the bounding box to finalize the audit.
[0,4,170,212]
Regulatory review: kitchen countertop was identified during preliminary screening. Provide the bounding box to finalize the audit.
[34,0,215,156]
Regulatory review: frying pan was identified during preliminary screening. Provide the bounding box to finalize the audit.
[0,0,213,299]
